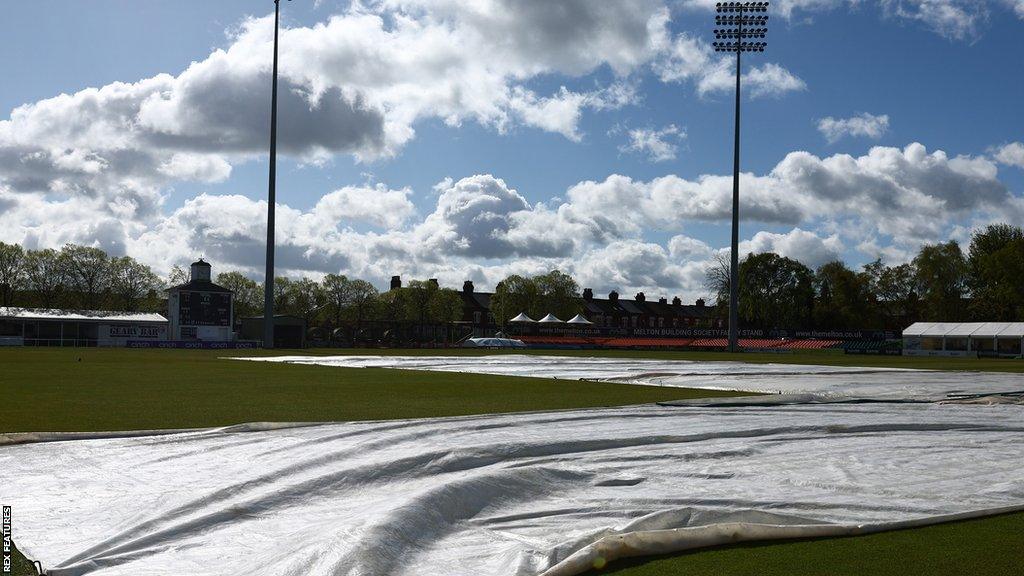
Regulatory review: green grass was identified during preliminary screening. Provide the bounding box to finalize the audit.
[0,347,748,433]
[3,346,1021,575]
[8,540,38,576]
[587,510,1024,576]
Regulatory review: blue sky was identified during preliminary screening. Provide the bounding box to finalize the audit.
[1,0,1022,299]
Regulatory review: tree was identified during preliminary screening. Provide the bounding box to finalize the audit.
[863,259,918,328]
[738,252,814,329]
[216,272,263,319]
[489,275,539,326]
[109,256,162,312]
[913,241,967,321]
[273,277,294,314]
[429,288,465,324]
[704,252,731,305]
[24,249,68,308]
[967,224,1024,321]
[61,244,110,309]
[346,279,379,325]
[0,242,26,307]
[403,280,438,323]
[534,270,582,320]
[285,278,326,326]
[322,274,379,326]
[166,265,188,287]
[813,261,869,329]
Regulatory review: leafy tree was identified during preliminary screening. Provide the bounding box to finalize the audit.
[166,265,188,287]
[534,269,582,320]
[490,275,539,326]
[109,256,162,312]
[273,277,294,314]
[913,241,968,321]
[738,252,814,329]
[286,278,326,326]
[813,261,869,329]
[322,274,380,326]
[863,259,918,328]
[429,287,465,324]
[967,224,1024,321]
[24,249,68,308]
[0,242,26,307]
[216,272,263,318]
[61,244,110,309]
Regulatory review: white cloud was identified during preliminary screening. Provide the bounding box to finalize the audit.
[992,142,1024,169]
[741,228,844,268]
[620,124,686,162]
[654,34,806,99]
[817,113,891,144]
[880,0,989,41]
[1007,0,1024,18]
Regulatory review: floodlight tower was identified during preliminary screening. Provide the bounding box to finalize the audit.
[712,2,768,353]
[264,0,289,349]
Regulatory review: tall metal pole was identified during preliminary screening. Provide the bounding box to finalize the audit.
[713,2,769,353]
[728,12,743,354]
[263,0,283,349]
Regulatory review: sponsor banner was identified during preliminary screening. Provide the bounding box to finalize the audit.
[101,324,166,340]
[126,340,260,349]
[518,326,896,340]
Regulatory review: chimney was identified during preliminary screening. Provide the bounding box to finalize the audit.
[658,297,668,305]
[635,292,645,302]
[190,259,211,282]
[390,275,402,290]
[696,298,706,308]
[672,296,682,306]
[583,288,593,301]
[463,280,474,294]
[428,278,439,287]
[608,291,619,302]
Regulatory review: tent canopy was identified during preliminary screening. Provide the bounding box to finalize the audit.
[566,314,593,325]
[903,322,1024,338]
[508,312,536,323]
[537,313,564,323]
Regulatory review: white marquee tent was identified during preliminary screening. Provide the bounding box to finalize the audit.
[565,314,593,325]
[509,312,536,323]
[537,314,564,323]
[903,322,1024,356]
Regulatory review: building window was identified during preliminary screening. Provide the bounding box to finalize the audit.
[473,311,482,325]
[649,317,656,328]
[658,317,665,328]
[620,316,628,328]
[631,316,638,328]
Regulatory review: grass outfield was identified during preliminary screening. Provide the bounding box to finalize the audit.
[587,510,1024,576]
[3,346,1022,575]
[0,347,745,434]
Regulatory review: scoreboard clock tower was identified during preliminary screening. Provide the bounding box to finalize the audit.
[167,259,235,341]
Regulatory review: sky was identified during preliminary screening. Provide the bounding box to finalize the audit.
[1,0,1022,302]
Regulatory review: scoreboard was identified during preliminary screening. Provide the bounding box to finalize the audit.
[178,291,232,327]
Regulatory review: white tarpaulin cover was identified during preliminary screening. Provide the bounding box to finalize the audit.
[461,337,527,348]
[3,356,1024,576]
[238,355,1024,401]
